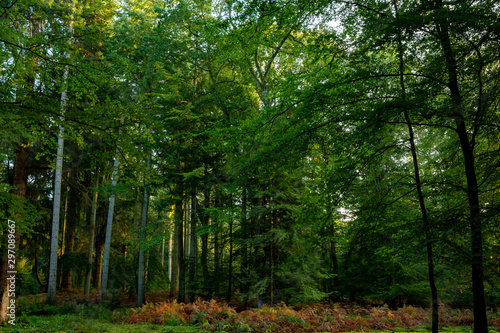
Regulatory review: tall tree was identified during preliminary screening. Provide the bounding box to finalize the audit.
[84,168,99,295]
[100,130,121,303]
[138,157,150,306]
[394,4,438,329]
[47,0,76,304]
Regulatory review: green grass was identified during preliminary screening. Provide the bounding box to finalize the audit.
[1,314,205,332]
[0,302,206,333]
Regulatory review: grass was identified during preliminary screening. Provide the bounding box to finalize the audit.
[0,299,206,333]
[1,314,205,332]
[1,316,203,332]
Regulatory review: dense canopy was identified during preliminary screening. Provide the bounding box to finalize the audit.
[1,1,499,332]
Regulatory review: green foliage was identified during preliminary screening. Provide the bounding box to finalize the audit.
[2,0,500,324]
[0,184,40,236]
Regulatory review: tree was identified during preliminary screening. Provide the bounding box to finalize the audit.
[100,124,121,303]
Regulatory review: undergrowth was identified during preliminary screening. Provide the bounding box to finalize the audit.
[119,300,500,332]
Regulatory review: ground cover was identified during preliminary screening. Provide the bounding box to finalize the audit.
[1,291,499,332]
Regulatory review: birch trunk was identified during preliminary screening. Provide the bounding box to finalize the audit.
[99,144,120,302]
[47,0,75,304]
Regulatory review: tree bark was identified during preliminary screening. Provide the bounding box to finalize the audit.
[0,144,29,323]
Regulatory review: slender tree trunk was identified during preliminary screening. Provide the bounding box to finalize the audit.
[213,228,220,297]
[133,183,140,245]
[330,241,339,286]
[254,192,264,308]
[170,218,179,297]
[241,186,249,297]
[61,182,78,290]
[213,185,222,296]
[162,233,165,267]
[401,64,439,333]
[61,185,69,257]
[433,1,487,331]
[201,185,210,297]
[47,0,75,304]
[393,4,439,330]
[175,188,185,303]
[93,219,105,290]
[270,208,275,305]
[188,188,197,302]
[84,169,99,295]
[100,144,120,303]
[227,196,234,303]
[138,158,150,306]
[168,228,172,285]
[184,199,189,261]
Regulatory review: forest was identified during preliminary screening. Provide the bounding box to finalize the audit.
[1,0,499,332]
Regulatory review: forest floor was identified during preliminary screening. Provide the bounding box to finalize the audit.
[2,290,500,332]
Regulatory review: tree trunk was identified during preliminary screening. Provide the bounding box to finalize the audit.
[133,184,140,244]
[61,184,69,257]
[201,185,210,297]
[433,1,487,331]
[393,4,439,330]
[93,207,106,290]
[168,228,172,285]
[330,241,339,287]
[170,216,179,297]
[241,186,249,297]
[0,144,29,323]
[227,196,234,303]
[184,199,190,262]
[34,248,46,289]
[138,162,150,306]
[47,0,75,304]
[61,182,78,290]
[100,145,120,303]
[84,170,99,295]
[175,189,185,303]
[254,191,264,308]
[188,188,197,302]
